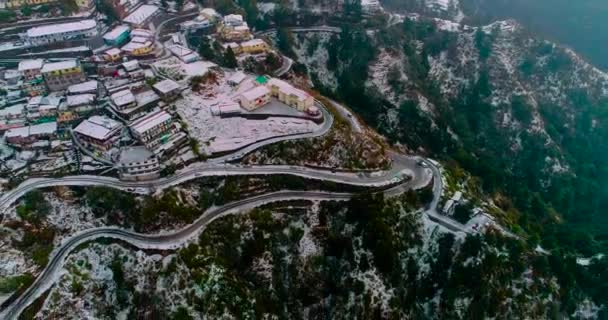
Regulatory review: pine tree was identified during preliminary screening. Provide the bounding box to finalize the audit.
[223,47,238,68]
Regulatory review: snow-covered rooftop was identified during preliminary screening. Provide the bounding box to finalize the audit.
[131,36,148,44]
[224,14,244,25]
[122,60,139,71]
[267,78,311,100]
[167,44,195,57]
[0,104,25,118]
[241,85,270,101]
[103,25,130,41]
[74,116,122,140]
[227,71,246,85]
[130,29,153,38]
[123,5,159,25]
[5,122,57,138]
[121,40,152,52]
[41,60,79,73]
[130,110,172,135]
[27,19,96,38]
[134,90,160,106]
[67,80,98,94]
[241,38,266,47]
[153,79,180,94]
[18,59,43,71]
[105,48,121,56]
[119,146,154,163]
[111,89,136,107]
[66,94,95,107]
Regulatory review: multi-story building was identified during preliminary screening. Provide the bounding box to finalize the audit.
[220,24,252,42]
[152,79,181,101]
[66,94,96,113]
[123,4,160,28]
[18,59,43,81]
[117,146,160,181]
[104,48,123,62]
[129,110,176,149]
[240,39,269,54]
[267,78,314,111]
[41,60,86,91]
[67,80,98,95]
[121,37,154,56]
[4,122,57,147]
[25,20,98,46]
[103,25,131,46]
[110,89,136,110]
[26,95,61,121]
[18,59,46,96]
[73,115,123,151]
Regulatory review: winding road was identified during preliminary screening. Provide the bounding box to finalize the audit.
[0,150,464,319]
[0,20,472,320]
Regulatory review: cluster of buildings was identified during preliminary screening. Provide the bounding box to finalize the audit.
[236,76,316,114]
[215,13,270,58]
[5,58,87,100]
[103,25,155,60]
[0,2,324,181]
[0,49,188,181]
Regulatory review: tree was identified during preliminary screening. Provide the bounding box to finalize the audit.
[198,36,216,61]
[16,190,51,225]
[276,27,295,57]
[223,47,238,68]
[21,6,32,16]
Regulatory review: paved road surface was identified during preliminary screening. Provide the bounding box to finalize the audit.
[0,154,441,320]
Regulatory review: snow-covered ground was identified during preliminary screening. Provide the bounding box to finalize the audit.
[175,72,319,154]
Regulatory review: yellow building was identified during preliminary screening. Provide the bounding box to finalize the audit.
[267,78,314,111]
[240,39,269,54]
[121,39,154,57]
[103,48,122,62]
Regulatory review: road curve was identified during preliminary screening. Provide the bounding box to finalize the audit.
[209,100,333,163]
[0,153,441,320]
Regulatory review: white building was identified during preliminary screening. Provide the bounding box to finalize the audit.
[117,146,160,181]
[223,14,244,27]
[238,86,271,111]
[26,19,98,45]
[123,4,160,27]
[129,110,176,149]
[167,45,201,63]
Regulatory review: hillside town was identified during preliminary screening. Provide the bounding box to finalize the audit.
[0,3,323,183]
